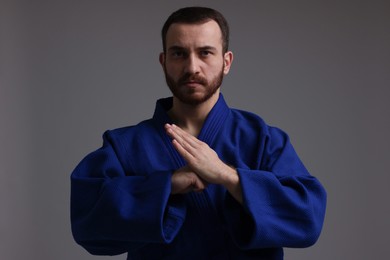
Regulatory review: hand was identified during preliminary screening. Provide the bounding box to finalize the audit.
[171,166,208,194]
[165,123,243,203]
[165,124,234,185]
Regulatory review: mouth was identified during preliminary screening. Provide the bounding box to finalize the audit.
[182,81,203,88]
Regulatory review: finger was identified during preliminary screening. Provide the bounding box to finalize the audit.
[171,168,207,194]
[171,124,198,142]
[166,125,200,155]
[192,181,207,192]
[167,128,190,151]
[191,173,208,192]
[172,139,195,162]
[165,125,194,159]
[165,124,186,144]
[171,125,200,146]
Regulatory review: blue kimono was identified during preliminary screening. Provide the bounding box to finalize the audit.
[71,94,326,259]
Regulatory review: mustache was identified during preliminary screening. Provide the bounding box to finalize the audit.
[178,73,207,85]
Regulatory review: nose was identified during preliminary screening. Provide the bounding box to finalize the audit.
[184,54,200,74]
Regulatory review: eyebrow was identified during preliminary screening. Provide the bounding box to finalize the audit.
[167,45,218,52]
[198,46,217,52]
[167,46,186,52]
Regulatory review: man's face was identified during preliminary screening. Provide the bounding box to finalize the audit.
[160,20,232,105]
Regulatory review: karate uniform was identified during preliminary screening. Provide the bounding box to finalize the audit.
[71,94,326,259]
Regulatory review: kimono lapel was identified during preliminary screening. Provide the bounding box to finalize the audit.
[152,97,186,168]
[197,94,231,146]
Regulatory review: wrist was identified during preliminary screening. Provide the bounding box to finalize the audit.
[219,165,239,190]
[219,165,243,204]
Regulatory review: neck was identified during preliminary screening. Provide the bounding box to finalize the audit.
[168,91,220,136]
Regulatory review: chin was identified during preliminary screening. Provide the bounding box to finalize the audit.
[179,91,219,106]
[179,97,207,106]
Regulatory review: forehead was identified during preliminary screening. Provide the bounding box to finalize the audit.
[165,20,223,50]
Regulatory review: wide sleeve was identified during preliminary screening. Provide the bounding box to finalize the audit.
[70,131,186,256]
[222,126,327,249]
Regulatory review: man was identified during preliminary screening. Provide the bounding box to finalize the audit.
[71,7,326,259]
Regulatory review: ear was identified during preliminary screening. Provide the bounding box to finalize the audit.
[159,52,165,67]
[223,51,233,75]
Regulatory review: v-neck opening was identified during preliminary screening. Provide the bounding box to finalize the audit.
[152,93,231,167]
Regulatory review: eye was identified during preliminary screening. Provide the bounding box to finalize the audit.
[171,51,186,58]
[200,50,211,56]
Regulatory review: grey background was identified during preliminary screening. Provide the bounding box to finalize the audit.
[1,0,389,259]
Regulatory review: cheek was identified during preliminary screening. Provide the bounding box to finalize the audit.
[207,61,224,75]
[165,62,181,75]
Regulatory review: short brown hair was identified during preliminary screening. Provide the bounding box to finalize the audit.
[161,7,230,53]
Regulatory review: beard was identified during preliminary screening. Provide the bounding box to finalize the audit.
[163,65,225,106]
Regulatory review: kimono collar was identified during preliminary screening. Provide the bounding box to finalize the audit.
[152,93,231,145]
